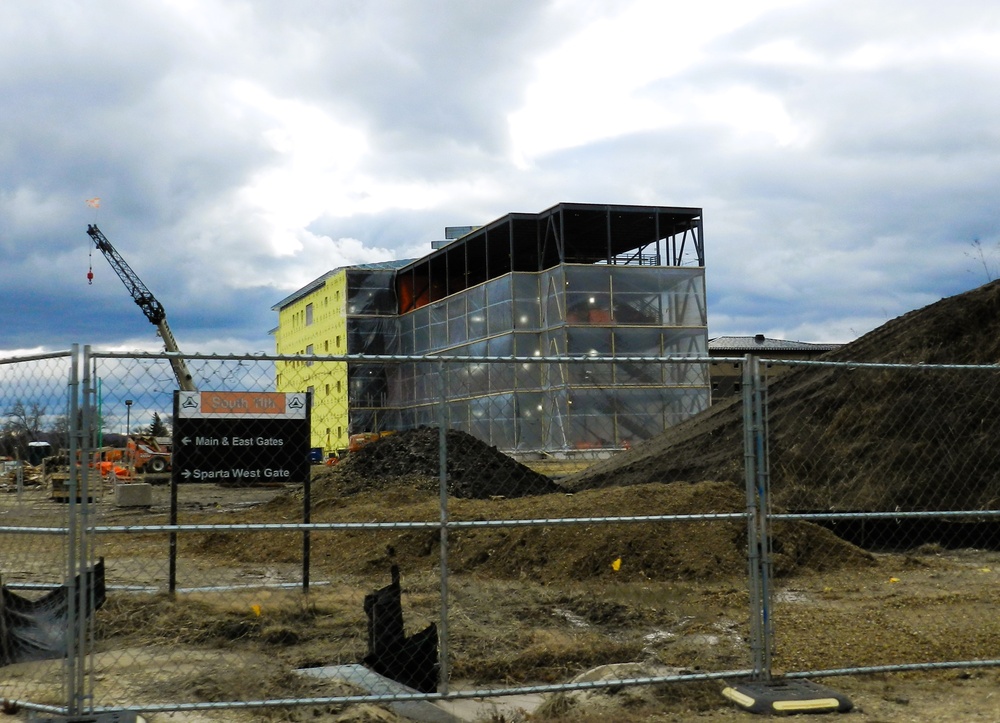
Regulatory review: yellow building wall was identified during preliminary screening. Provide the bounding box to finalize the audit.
[274,272,350,457]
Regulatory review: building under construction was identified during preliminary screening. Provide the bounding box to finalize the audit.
[272,202,709,458]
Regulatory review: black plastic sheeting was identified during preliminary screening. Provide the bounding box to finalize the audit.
[362,562,439,693]
[1,559,106,667]
[346,270,400,435]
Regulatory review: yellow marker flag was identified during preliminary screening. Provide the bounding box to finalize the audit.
[251,604,262,617]
[611,558,622,571]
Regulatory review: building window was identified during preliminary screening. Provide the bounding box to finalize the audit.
[305,303,314,326]
[306,344,314,366]
[336,335,342,349]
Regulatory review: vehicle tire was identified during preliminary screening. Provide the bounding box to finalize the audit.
[149,457,167,473]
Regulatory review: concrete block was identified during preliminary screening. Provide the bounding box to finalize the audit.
[115,482,153,507]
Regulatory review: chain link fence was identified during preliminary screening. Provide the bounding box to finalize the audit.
[760,359,1000,682]
[3,349,1000,719]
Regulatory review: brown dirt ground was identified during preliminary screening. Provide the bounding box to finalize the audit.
[6,471,1000,722]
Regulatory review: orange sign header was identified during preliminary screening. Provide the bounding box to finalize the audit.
[177,391,307,420]
[203,391,286,415]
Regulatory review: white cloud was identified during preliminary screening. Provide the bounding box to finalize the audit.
[229,81,371,255]
[507,0,808,165]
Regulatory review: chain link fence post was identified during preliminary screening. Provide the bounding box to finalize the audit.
[743,354,774,680]
[66,343,93,717]
[436,357,450,695]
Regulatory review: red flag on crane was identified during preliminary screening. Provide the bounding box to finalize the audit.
[85,197,101,209]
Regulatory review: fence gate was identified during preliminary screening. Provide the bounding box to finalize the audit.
[1,346,108,720]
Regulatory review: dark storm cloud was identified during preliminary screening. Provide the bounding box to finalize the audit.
[267,2,564,150]
[0,0,577,352]
[0,2,306,351]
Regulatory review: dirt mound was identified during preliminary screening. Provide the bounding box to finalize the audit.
[564,280,1000,512]
[442,481,873,582]
[823,278,1000,365]
[201,480,872,582]
[313,427,562,499]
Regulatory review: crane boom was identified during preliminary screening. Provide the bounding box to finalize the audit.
[86,224,197,392]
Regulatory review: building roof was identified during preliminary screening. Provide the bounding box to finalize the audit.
[271,260,415,312]
[391,202,704,313]
[709,335,841,353]
[400,201,703,275]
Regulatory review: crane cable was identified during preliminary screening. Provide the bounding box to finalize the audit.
[85,196,101,284]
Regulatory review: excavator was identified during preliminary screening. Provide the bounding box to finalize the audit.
[86,224,196,392]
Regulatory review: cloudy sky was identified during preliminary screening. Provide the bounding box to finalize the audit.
[2,0,999,357]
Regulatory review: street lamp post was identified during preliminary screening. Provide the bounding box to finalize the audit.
[125,400,133,435]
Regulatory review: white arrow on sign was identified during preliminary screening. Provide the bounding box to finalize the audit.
[182,436,192,445]
[182,470,192,479]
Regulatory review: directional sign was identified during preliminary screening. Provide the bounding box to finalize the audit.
[173,391,310,484]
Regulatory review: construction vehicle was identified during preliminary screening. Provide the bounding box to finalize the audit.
[86,224,196,392]
[125,435,172,474]
[325,431,396,465]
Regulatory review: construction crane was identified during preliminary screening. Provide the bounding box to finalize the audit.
[86,224,197,392]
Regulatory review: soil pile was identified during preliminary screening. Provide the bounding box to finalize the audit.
[441,481,873,582]
[312,427,561,499]
[216,480,872,582]
[823,278,1000,365]
[244,425,873,582]
[563,280,1000,512]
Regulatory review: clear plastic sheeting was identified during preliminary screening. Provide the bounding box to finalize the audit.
[383,264,710,453]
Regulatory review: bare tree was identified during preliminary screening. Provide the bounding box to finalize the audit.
[2,400,47,457]
[3,401,45,439]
